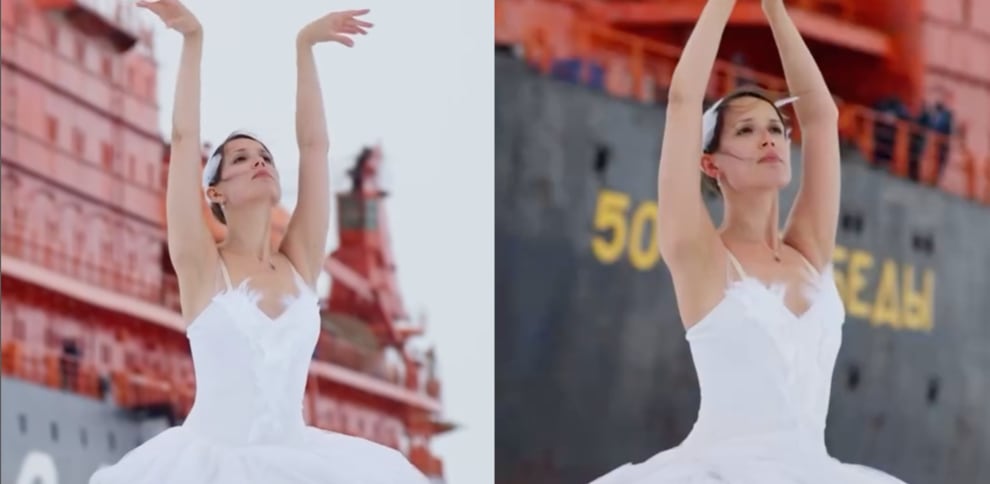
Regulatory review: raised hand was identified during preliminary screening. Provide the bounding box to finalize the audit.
[297,9,373,48]
[137,0,202,37]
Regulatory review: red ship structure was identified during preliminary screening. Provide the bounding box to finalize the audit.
[0,1,454,482]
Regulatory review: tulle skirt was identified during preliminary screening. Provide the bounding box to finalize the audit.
[88,425,428,484]
[589,433,909,484]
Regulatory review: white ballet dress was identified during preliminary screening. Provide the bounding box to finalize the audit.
[89,259,429,484]
[590,251,909,484]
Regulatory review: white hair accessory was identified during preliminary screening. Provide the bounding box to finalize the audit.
[201,130,266,200]
[701,95,799,150]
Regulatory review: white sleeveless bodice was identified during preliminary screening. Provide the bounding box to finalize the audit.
[590,252,909,483]
[680,252,845,455]
[182,259,321,445]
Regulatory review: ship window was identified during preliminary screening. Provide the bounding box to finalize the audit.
[911,232,934,254]
[80,427,88,447]
[46,115,58,143]
[72,128,85,155]
[846,363,860,391]
[101,142,114,170]
[47,23,59,48]
[926,377,939,405]
[840,211,863,233]
[12,3,25,29]
[50,421,59,442]
[101,56,112,78]
[593,144,610,174]
[18,414,27,434]
[74,36,85,62]
[147,163,156,187]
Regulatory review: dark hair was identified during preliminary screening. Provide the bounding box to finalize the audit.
[205,133,270,224]
[700,88,789,196]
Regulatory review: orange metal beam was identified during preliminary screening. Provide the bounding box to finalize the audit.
[587,2,891,57]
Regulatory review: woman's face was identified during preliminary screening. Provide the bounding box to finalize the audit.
[213,137,281,207]
[702,96,792,194]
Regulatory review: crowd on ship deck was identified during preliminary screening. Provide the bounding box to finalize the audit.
[870,87,955,183]
[541,54,970,194]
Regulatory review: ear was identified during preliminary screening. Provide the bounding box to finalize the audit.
[700,153,720,179]
[206,186,224,205]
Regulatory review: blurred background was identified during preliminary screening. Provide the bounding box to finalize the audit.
[494,0,988,483]
[1,0,492,483]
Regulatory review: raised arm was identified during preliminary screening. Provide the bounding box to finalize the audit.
[657,0,735,263]
[280,9,373,287]
[139,0,216,313]
[763,0,841,269]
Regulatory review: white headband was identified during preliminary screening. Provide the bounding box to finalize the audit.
[701,95,799,150]
[202,130,266,190]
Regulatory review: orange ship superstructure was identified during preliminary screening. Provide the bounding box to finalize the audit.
[496,0,990,204]
[0,0,452,481]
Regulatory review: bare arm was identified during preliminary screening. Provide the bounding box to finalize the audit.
[140,0,217,316]
[657,0,735,264]
[280,9,372,287]
[763,0,841,269]
[280,38,331,288]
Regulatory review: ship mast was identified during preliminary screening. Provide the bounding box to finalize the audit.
[323,145,455,477]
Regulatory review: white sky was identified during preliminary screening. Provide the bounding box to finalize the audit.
[149,1,493,482]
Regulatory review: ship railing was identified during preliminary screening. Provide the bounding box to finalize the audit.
[0,339,196,416]
[496,0,988,204]
[1,340,104,399]
[111,369,194,418]
[314,334,441,397]
[588,0,879,25]
[0,232,182,311]
[837,106,987,200]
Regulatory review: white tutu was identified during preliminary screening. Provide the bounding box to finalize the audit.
[591,255,908,484]
[89,426,424,484]
[90,260,429,484]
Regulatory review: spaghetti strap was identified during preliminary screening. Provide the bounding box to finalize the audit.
[285,259,311,292]
[795,250,820,277]
[725,250,747,280]
[217,255,233,291]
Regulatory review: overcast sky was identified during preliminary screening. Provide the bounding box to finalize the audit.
[149,1,493,482]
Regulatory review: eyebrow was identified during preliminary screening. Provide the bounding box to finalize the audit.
[733,117,783,126]
[232,147,272,156]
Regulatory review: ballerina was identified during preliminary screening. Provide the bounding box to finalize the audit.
[89,1,428,482]
[590,1,908,483]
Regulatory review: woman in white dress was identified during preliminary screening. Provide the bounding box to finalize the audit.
[591,1,908,483]
[89,1,428,483]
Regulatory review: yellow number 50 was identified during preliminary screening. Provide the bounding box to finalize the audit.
[591,189,660,271]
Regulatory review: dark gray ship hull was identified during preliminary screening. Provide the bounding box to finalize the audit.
[0,376,168,484]
[495,52,990,484]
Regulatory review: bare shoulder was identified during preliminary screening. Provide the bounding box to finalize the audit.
[663,233,732,331]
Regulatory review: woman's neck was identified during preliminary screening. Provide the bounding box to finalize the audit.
[221,203,274,260]
[720,190,781,247]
